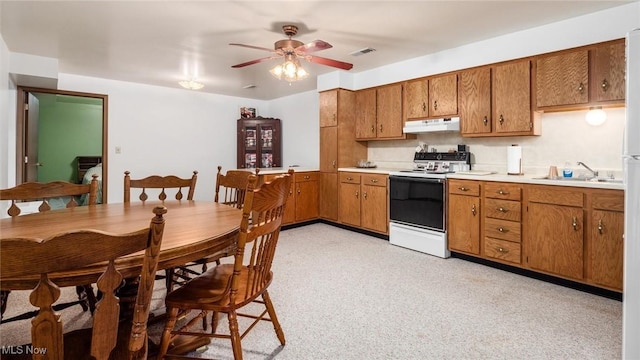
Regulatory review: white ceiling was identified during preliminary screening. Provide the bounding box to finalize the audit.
[1,1,634,100]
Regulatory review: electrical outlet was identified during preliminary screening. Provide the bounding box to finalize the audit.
[115,146,121,154]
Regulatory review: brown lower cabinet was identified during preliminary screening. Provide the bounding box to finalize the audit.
[338,171,389,235]
[448,180,624,292]
[261,171,318,225]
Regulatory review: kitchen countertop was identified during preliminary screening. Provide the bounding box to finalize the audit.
[247,167,319,175]
[339,167,625,190]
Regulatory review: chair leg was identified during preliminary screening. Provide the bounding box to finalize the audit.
[158,306,180,358]
[227,310,243,360]
[165,268,175,292]
[83,284,98,313]
[262,290,285,345]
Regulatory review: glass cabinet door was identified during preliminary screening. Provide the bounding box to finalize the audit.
[237,118,281,169]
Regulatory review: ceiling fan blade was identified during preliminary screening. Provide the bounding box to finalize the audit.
[296,40,333,54]
[231,56,279,68]
[306,55,353,70]
[229,43,276,53]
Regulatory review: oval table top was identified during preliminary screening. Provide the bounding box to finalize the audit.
[0,200,242,290]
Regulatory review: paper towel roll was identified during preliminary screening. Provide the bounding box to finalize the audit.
[507,145,523,175]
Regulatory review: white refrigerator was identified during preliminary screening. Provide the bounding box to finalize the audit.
[623,27,640,360]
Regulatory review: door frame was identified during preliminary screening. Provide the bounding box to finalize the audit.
[16,86,109,202]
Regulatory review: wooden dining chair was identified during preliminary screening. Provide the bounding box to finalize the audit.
[123,170,197,292]
[0,206,167,360]
[214,165,253,209]
[157,169,293,360]
[0,176,100,319]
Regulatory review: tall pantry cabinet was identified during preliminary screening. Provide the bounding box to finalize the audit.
[319,89,368,221]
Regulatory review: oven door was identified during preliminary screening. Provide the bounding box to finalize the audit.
[389,175,446,231]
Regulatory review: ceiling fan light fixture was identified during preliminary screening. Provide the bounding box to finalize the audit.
[178,79,204,90]
[269,56,308,82]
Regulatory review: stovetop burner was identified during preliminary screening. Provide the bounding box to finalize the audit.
[390,151,471,178]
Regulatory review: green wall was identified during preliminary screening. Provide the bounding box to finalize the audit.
[37,95,102,183]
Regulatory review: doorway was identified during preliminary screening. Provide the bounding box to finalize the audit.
[16,86,108,202]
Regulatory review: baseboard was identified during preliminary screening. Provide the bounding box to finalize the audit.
[451,252,622,301]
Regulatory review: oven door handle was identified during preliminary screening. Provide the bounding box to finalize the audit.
[389,176,445,184]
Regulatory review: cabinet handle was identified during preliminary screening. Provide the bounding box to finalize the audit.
[497,189,509,195]
[572,216,578,230]
[598,219,604,234]
[433,100,438,111]
[471,204,476,216]
[333,113,336,121]
[371,125,375,133]
[499,114,504,125]
[497,247,509,253]
[355,190,359,198]
[497,227,508,233]
[497,207,508,213]
[601,79,609,92]
[578,82,585,94]
[297,188,301,195]
[458,186,469,191]
[332,160,336,168]
[304,175,310,180]
[363,191,368,199]
[370,179,378,183]
[347,176,353,181]
[483,116,488,125]
[379,124,383,133]
[422,102,426,112]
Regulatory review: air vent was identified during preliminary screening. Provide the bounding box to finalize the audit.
[242,84,256,89]
[349,47,376,56]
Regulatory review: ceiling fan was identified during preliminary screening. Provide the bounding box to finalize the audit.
[229,25,354,71]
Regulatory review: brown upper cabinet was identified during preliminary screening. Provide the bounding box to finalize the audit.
[319,90,338,127]
[355,83,411,140]
[535,39,625,111]
[405,74,458,120]
[459,60,540,137]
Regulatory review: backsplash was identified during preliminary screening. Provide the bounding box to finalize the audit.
[368,108,625,178]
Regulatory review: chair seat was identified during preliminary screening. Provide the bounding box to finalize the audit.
[165,264,272,309]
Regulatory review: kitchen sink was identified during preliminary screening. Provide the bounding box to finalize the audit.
[535,176,623,183]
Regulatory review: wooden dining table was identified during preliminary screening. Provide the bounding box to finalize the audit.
[0,200,242,291]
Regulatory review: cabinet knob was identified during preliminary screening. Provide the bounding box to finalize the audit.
[332,160,336,168]
[433,100,438,111]
[422,102,426,112]
[459,186,469,191]
[471,204,476,216]
[371,125,375,133]
[499,114,504,125]
[497,247,509,253]
[497,227,508,233]
[304,175,310,180]
[577,82,585,94]
[363,191,368,199]
[598,219,604,234]
[371,179,378,183]
[355,190,359,198]
[498,207,508,213]
[601,79,609,92]
[379,124,383,133]
[347,176,353,181]
[497,189,509,195]
[297,188,301,194]
[572,216,578,230]
[483,116,488,125]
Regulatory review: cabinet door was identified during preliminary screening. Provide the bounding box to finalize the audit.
[591,42,626,103]
[591,209,624,290]
[295,176,319,222]
[355,88,377,139]
[319,126,337,172]
[319,173,338,221]
[361,183,387,233]
[448,194,480,254]
[493,60,532,134]
[339,182,361,227]
[536,50,589,108]
[459,68,492,135]
[429,73,458,117]
[376,84,403,138]
[405,79,429,120]
[319,90,338,127]
[258,122,280,168]
[527,203,584,280]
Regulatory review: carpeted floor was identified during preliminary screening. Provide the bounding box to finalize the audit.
[0,223,622,359]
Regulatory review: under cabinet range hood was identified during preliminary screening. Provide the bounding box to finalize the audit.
[403,117,460,133]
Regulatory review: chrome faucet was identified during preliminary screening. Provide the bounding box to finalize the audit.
[577,162,598,178]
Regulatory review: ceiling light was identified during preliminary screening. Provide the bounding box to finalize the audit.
[178,79,204,90]
[585,107,607,126]
[269,54,309,83]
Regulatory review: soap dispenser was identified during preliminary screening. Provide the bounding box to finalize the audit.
[563,161,573,178]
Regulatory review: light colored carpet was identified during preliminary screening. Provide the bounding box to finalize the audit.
[1,223,622,359]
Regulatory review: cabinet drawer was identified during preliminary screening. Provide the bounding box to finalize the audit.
[361,174,387,187]
[484,237,521,264]
[340,172,361,184]
[527,185,583,207]
[484,182,522,201]
[296,172,319,183]
[449,180,480,196]
[592,192,624,212]
[484,217,521,242]
[485,198,521,221]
